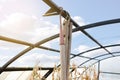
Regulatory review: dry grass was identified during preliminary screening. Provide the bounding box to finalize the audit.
[29,64,41,80]
[28,63,97,80]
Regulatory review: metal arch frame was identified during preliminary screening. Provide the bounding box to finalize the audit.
[70,51,120,75]
[0,18,120,74]
[78,53,120,78]
[69,49,120,77]
[40,0,120,79]
[99,52,120,62]
[0,0,120,79]
[0,19,120,78]
[0,35,99,73]
[0,35,60,74]
[73,18,120,32]
[69,44,120,70]
[71,44,120,58]
[78,51,120,68]
[0,36,98,61]
[81,52,120,69]
[72,44,120,67]
[0,35,61,53]
[1,34,120,74]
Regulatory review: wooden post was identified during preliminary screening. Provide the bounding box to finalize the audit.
[42,1,72,79]
[60,17,72,80]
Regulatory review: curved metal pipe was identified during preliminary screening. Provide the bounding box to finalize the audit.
[73,18,120,32]
[78,51,120,67]
[73,44,120,58]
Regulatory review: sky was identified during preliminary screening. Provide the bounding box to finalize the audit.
[0,0,120,80]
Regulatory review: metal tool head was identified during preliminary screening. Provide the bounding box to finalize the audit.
[43,8,59,16]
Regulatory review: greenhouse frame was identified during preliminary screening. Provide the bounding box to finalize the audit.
[0,0,120,80]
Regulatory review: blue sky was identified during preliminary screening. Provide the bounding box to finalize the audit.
[0,0,120,80]
[54,0,120,22]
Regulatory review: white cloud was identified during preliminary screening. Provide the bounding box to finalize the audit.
[72,16,85,26]
[74,45,90,53]
[0,13,36,42]
[0,13,36,32]
[0,13,59,44]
